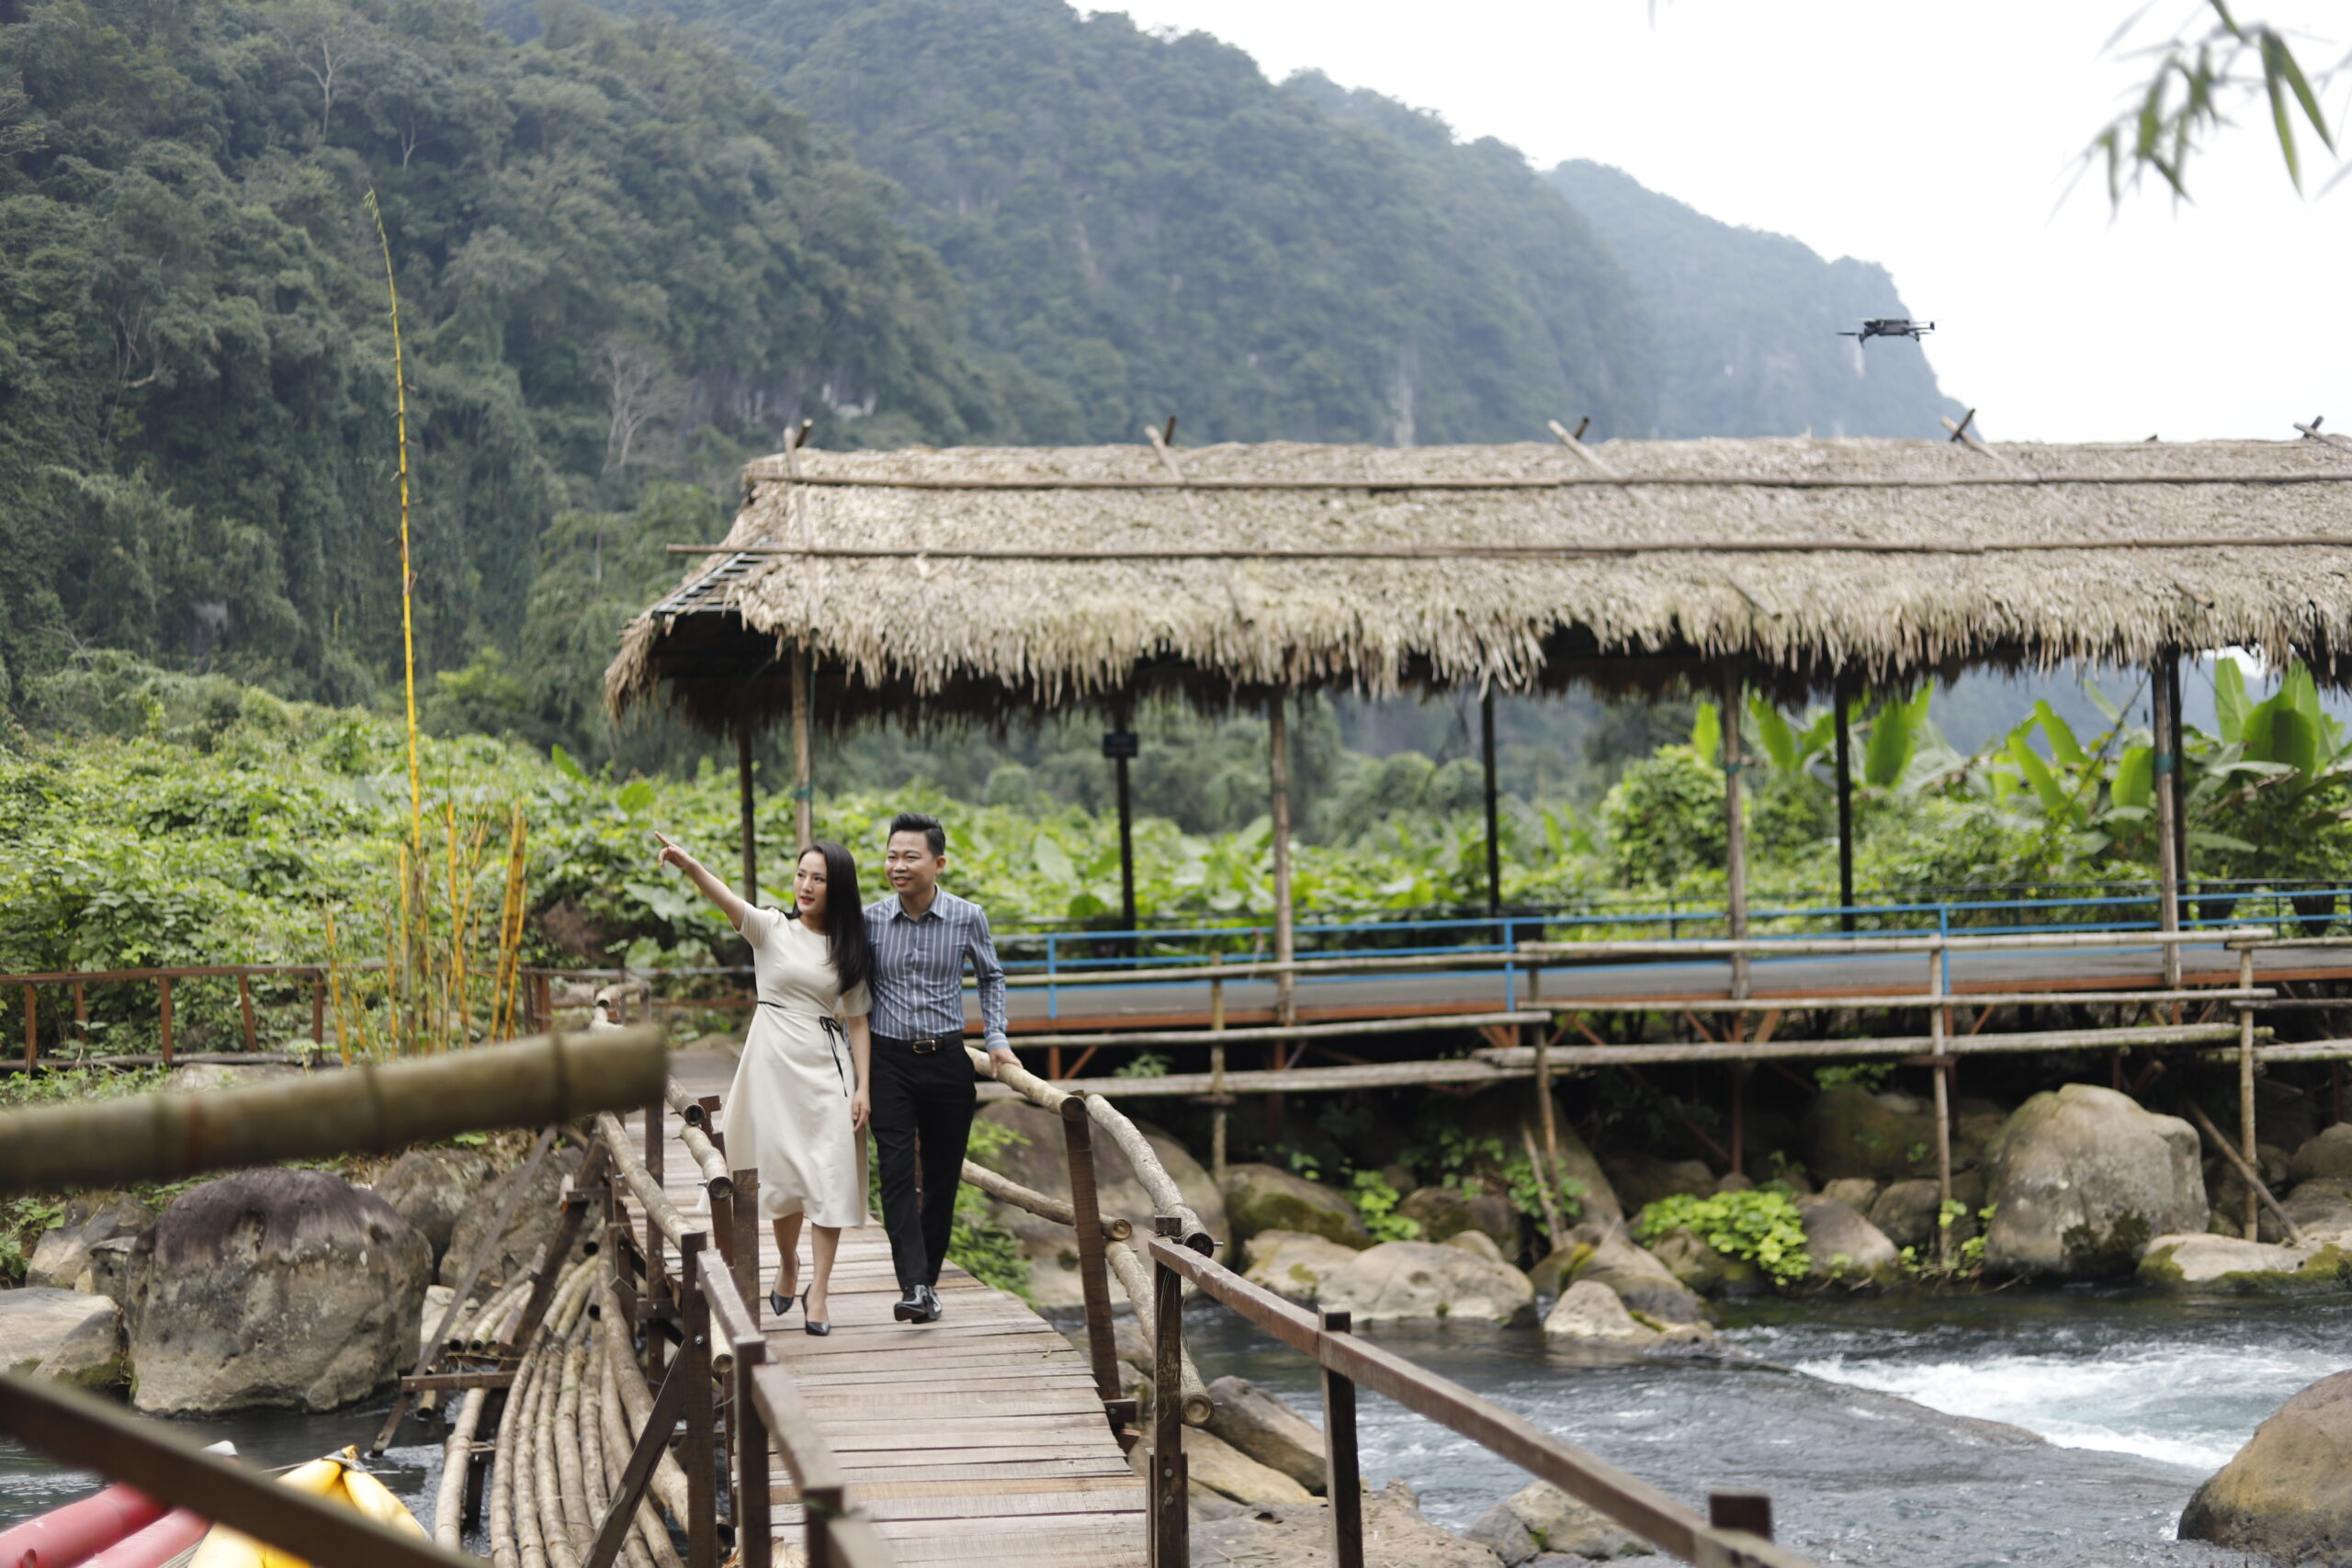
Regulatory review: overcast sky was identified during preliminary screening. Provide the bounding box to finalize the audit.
[1101,1,2349,445]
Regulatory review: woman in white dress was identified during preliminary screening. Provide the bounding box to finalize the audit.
[653,831,874,1335]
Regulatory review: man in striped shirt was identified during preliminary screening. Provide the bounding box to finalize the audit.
[865,811,1017,1323]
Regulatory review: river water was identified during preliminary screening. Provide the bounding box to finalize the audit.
[5,1289,2340,1564]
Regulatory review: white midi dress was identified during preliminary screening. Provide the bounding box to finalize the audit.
[722,906,871,1226]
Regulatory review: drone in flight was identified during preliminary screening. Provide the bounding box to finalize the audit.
[1840,318,1935,346]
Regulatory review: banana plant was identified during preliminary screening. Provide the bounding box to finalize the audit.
[1690,687,1935,790]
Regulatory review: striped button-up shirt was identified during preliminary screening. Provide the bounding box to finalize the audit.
[865,888,1010,1053]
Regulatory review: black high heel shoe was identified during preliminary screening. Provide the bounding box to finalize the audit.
[802,1289,831,1337]
[769,1277,798,1317]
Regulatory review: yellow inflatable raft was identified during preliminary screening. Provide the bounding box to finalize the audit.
[187,1446,426,1568]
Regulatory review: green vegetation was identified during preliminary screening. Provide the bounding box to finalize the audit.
[1635,1188,1811,1288]
[1348,1170,1420,1244]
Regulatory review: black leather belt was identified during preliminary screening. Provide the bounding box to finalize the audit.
[876,1032,963,1055]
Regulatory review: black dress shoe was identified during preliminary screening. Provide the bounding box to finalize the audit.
[911,1284,944,1323]
[769,1290,794,1317]
[802,1291,831,1336]
[892,1286,926,1323]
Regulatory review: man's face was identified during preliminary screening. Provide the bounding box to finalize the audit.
[885,830,946,901]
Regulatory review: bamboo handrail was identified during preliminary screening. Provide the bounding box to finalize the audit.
[676,1119,730,1200]
[594,1111,694,1247]
[961,1159,1132,1239]
[0,1027,666,1193]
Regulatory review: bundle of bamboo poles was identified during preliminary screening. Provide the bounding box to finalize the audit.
[452,1258,688,1568]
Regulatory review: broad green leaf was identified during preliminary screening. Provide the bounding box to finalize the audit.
[2035,701,2087,767]
[1748,697,1798,773]
[616,779,654,815]
[2085,682,2124,725]
[1690,702,1721,764]
[2188,829,2259,853]
[2214,657,2249,743]
[1862,692,1920,788]
[2008,733,2071,818]
[548,743,587,783]
[2113,745,2153,809]
[1031,834,1075,883]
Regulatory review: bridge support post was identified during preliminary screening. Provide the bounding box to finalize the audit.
[2152,652,2183,991]
[1060,1097,1125,1421]
[1481,689,1501,918]
[1148,1216,1189,1568]
[680,1235,718,1568]
[1318,1309,1364,1568]
[2241,945,2260,1239]
[1834,676,1857,933]
[1268,693,1295,1031]
[732,1337,772,1568]
[1721,669,1750,1002]
[731,1168,761,1328]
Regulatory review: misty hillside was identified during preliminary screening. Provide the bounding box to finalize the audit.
[1549,160,1966,439]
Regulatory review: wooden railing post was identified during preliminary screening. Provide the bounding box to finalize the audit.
[311,972,324,1045]
[22,984,35,1072]
[1149,1215,1188,1568]
[707,1092,736,1270]
[732,1335,772,1568]
[1318,1309,1363,1568]
[1059,1096,1125,1421]
[802,1483,844,1568]
[2242,943,2261,1239]
[1710,1489,1774,1541]
[731,1168,762,1328]
[157,976,173,1065]
[679,1235,718,1568]
[236,973,256,1051]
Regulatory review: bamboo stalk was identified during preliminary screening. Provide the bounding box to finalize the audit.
[553,1334,592,1559]
[1102,1238,1213,1426]
[436,1386,489,1553]
[597,1280,692,1528]
[508,1346,548,1568]
[960,1159,1131,1238]
[0,1027,666,1193]
[595,1111,695,1247]
[593,1302,676,1568]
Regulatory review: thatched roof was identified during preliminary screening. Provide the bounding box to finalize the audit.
[607,435,2352,730]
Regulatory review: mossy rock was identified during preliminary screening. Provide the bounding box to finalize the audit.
[1803,1086,1940,1184]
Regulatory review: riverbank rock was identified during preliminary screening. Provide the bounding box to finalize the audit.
[2180,1368,2352,1561]
[122,1168,431,1414]
[1,1288,127,1390]
[1189,1478,1507,1568]
[1600,1155,1715,1214]
[441,1145,585,1290]
[25,1196,154,1291]
[1221,1163,1369,1249]
[1495,1479,1655,1560]
[1981,1084,2206,1279]
[2136,1234,2352,1291]
[969,1101,1227,1309]
[1184,1425,1312,1505]
[1819,1177,1881,1212]
[2271,1176,2352,1246]
[2291,1124,2352,1184]
[374,1149,492,1267]
[164,1062,306,1094]
[1805,1085,1940,1183]
[1318,1240,1534,1323]
[1397,1186,1521,1256]
[1799,1198,1900,1282]
[1645,1226,1762,1296]
[1241,1230,1361,1301]
[1204,1376,1325,1493]
[1540,1224,1710,1324]
[1868,1178,1983,1251]
[1542,1280,1659,1346]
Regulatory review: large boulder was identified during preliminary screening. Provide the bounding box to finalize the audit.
[1396,1186,1521,1257]
[1645,1226,1762,1296]
[373,1149,492,1266]
[2136,1234,2352,1291]
[1542,1280,1660,1346]
[1798,1198,1900,1282]
[969,1101,1227,1309]
[121,1168,431,1414]
[1599,1155,1715,1215]
[0,1288,128,1391]
[1204,1376,1324,1494]
[2180,1368,2352,1561]
[441,1145,585,1289]
[1317,1240,1533,1324]
[25,1195,154,1291]
[1240,1230,1362,1302]
[2273,1176,2352,1245]
[1804,1086,1940,1183]
[1980,1084,2207,1279]
[1540,1224,1709,1324]
[2290,1124,2352,1185]
[1867,1179,1944,1251]
[1219,1164,1368,1249]
[1500,1479,1656,1559]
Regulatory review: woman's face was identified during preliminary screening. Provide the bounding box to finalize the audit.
[793,851,830,925]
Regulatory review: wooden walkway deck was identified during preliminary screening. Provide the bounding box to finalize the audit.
[638,1050,1147,1568]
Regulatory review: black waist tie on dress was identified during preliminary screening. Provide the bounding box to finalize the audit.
[757,1001,853,1095]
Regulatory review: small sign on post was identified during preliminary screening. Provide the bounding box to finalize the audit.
[1102,731,1139,760]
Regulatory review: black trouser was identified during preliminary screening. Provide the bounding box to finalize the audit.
[869,1033,977,1292]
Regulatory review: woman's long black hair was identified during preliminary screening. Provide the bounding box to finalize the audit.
[797,840,875,1000]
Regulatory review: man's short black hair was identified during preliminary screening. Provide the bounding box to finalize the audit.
[889,811,947,857]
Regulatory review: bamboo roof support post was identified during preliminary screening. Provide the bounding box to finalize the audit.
[1268,692,1296,1031]
[2241,944,2260,1239]
[1834,676,1857,934]
[790,647,813,852]
[1111,695,1138,952]
[2166,654,2190,938]
[1481,688,1501,918]
[1721,668,1750,1002]
[735,721,756,906]
[2153,653,2184,991]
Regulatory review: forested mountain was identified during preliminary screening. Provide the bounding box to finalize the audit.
[1548,160,1965,439]
[578,0,1658,445]
[0,0,986,710]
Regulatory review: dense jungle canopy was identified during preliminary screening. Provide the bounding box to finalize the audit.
[0,0,1951,766]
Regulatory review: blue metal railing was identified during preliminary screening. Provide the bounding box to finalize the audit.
[985,882,2352,1021]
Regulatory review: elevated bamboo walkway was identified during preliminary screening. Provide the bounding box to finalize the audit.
[634,1050,1147,1567]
